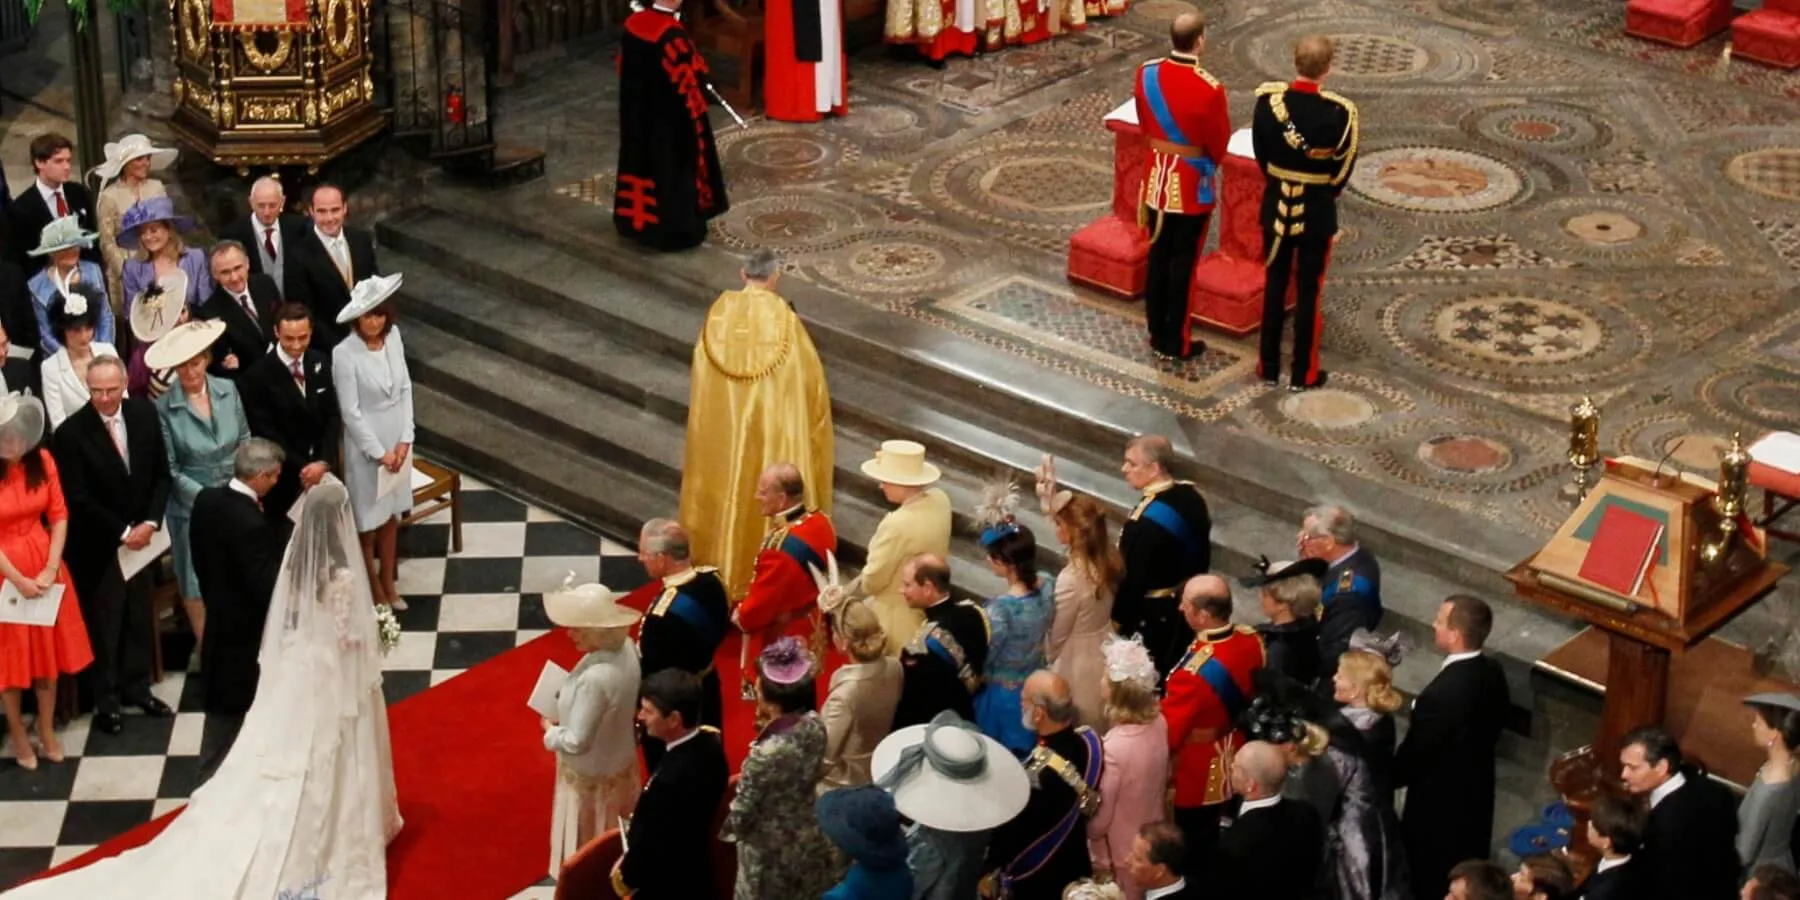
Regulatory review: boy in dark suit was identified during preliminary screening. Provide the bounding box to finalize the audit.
[615,670,730,899]
[1578,794,1643,900]
[1620,725,1740,900]
[240,302,339,524]
[7,134,100,275]
[1395,594,1511,900]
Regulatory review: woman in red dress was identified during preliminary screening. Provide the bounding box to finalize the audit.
[0,392,92,769]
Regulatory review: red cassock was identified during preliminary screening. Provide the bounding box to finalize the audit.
[1160,624,1265,808]
[735,509,838,658]
[763,0,848,122]
[1133,52,1232,222]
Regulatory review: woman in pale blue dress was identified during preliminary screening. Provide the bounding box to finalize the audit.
[149,319,249,648]
[972,521,1054,757]
[332,275,414,610]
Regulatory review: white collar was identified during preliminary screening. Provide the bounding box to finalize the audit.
[227,478,258,501]
[1144,879,1187,899]
[314,225,344,246]
[1329,545,1359,567]
[257,216,281,234]
[664,728,700,751]
[36,179,65,206]
[99,407,124,424]
[1595,854,1630,874]
[1237,794,1282,816]
[1649,771,1686,809]
[1439,650,1481,670]
[276,344,304,368]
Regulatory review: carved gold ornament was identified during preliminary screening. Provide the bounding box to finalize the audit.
[239,30,294,73]
[180,0,208,61]
[241,96,301,123]
[326,0,359,59]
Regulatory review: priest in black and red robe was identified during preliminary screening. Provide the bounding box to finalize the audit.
[614,0,730,252]
[765,0,847,122]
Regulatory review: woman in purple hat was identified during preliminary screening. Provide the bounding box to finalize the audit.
[119,197,211,394]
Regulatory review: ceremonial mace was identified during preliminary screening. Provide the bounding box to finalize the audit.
[1560,396,1600,505]
[704,83,753,130]
[1700,433,1751,566]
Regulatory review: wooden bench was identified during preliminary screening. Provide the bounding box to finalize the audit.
[403,458,464,553]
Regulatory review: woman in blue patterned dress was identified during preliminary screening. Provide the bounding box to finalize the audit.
[973,520,1055,757]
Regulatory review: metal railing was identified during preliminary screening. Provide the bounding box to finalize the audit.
[380,0,496,172]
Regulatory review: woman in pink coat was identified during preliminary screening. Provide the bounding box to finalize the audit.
[1086,635,1170,899]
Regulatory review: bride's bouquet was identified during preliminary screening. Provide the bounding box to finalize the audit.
[374,604,403,656]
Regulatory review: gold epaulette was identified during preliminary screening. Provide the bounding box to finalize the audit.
[700,724,722,734]
[1320,89,1358,114]
[1255,80,1287,96]
[1196,67,1220,88]
[1232,623,1258,637]
[1180,640,1216,674]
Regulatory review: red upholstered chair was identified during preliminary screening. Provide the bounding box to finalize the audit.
[1733,0,1800,68]
[711,774,742,900]
[554,829,623,900]
[1625,0,1736,48]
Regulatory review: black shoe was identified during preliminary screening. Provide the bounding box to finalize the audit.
[127,696,175,718]
[96,711,124,735]
[1288,371,1330,392]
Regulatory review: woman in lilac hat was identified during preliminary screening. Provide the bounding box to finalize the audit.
[119,196,211,391]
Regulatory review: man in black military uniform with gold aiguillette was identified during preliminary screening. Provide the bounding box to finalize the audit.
[1252,35,1359,393]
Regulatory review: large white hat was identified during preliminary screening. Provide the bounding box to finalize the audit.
[860,440,941,487]
[129,268,190,344]
[871,714,1029,832]
[335,273,403,324]
[0,392,46,456]
[143,319,226,370]
[544,582,642,630]
[89,133,178,184]
[27,216,98,257]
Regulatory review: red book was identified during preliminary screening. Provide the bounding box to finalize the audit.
[1579,505,1665,598]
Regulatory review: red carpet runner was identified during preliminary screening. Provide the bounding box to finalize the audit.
[36,584,841,898]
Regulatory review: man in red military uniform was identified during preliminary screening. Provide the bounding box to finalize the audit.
[1160,574,1264,874]
[1133,11,1231,362]
[732,463,838,674]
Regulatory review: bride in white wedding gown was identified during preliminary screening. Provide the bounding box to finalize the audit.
[9,477,402,899]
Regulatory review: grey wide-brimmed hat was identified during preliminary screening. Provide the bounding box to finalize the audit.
[1746,693,1800,714]
[27,216,98,257]
[335,273,403,324]
[871,712,1029,832]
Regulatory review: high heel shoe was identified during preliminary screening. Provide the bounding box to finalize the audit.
[9,734,37,771]
[37,732,64,764]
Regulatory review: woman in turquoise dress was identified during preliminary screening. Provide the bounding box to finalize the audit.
[973,520,1054,757]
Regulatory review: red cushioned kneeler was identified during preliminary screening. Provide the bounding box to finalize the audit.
[1068,115,1151,298]
[1190,143,1295,336]
[1625,0,1735,48]
[1733,0,1800,68]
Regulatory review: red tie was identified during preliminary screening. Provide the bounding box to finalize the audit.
[264,226,278,261]
[238,293,258,322]
[53,190,67,217]
[290,358,305,392]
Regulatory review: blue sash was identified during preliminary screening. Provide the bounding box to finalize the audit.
[1140,498,1205,569]
[1005,728,1105,885]
[665,591,724,649]
[1196,654,1249,720]
[777,533,826,579]
[1141,65,1217,205]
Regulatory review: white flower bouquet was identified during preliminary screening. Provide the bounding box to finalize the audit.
[375,603,403,656]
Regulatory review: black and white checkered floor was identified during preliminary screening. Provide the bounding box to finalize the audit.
[0,475,647,898]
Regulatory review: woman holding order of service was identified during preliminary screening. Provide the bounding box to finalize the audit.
[148,318,249,649]
[39,283,121,430]
[332,274,414,611]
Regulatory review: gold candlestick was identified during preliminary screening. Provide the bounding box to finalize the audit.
[1561,396,1601,505]
[1701,432,1751,566]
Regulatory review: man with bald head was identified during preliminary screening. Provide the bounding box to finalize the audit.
[1133,9,1231,362]
[982,670,1101,900]
[633,517,730,770]
[221,175,308,300]
[287,183,379,346]
[1117,433,1213,677]
[1207,740,1325,899]
[730,462,837,676]
[1160,574,1264,868]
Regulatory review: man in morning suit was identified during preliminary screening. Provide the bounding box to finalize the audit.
[1160,575,1263,870]
[1296,503,1382,690]
[0,319,40,398]
[634,518,730,770]
[189,439,291,782]
[220,176,309,300]
[286,183,378,347]
[52,357,173,734]
[1121,822,1199,900]
[1206,740,1325,900]
[1116,433,1212,677]
[240,302,339,525]
[1577,793,1644,900]
[1252,35,1359,392]
[730,463,837,668]
[982,671,1101,900]
[7,134,101,275]
[1133,11,1231,362]
[1394,594,1510,900]
[893,553,990,729]
[195,242,279,379]
[1620,725,1740,900]
[614,670,730,900]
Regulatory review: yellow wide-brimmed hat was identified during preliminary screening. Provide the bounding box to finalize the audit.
[859,439,941,487]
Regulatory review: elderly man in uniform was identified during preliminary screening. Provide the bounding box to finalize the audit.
[1133,10,1231,361]
[1117,433,1212,677]
[731,462,837,692]
[893,554,990,728]
[981,670,1102,900]
[1296,503,1382,689]
[632,518,730,771]
[1160,574,1264,872]
[1253,35,1359,392]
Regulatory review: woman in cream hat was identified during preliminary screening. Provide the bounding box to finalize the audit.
[540,581,644,878]
[851,440,951,654]
[148,319,248,648]
[25,216,113,355]
[91,134,176,313]
[330,273,414,608]
[119,197,211,349]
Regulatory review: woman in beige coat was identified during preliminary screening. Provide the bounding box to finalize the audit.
[818,602,902,794]
[1045,494,1122,729]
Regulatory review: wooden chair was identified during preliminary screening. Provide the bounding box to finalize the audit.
[691,0,764,110]
[554,828,624,900]
[149,579,180,683]
[402,458,463,553]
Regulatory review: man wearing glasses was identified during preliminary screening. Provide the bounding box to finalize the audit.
[1295,503,1381,690]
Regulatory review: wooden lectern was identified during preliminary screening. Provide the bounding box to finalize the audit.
[1508,458,1787,862]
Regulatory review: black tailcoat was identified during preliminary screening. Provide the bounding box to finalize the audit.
[894,597,990,729]
[189,485,290,715]
[1209,797,1326,900]
[240,345,340,524]
[285,225,378,347]
[619,727,731,899]
[1395,653,1510,900]
[194,274,280,380]
[0,260,38,359]
[7,180,101,274]
[1578,859,1643,900]
[1638,771,1740,900]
